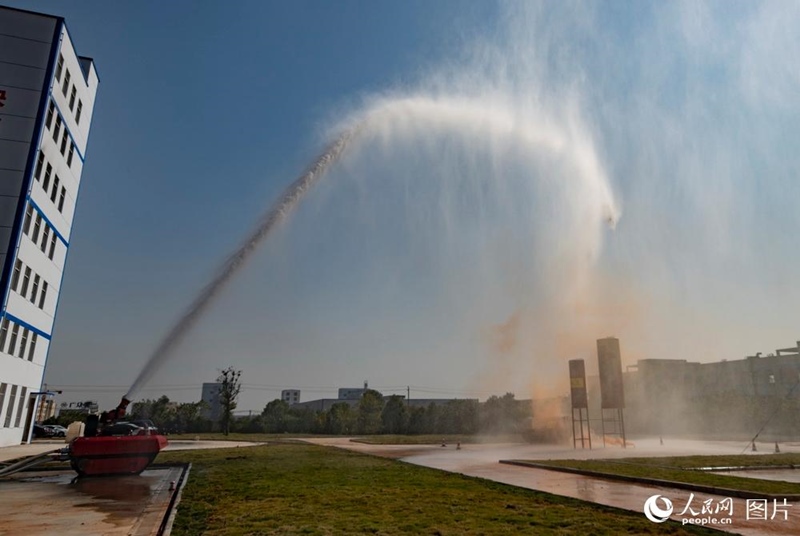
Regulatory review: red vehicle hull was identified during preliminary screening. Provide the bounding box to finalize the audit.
[69,435,168,476]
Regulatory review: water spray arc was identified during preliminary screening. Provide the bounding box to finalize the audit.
[124,127,359,400]
[124,95,620,400]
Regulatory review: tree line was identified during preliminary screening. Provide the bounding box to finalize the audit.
[44,363,531,436]
[111,390,528,435]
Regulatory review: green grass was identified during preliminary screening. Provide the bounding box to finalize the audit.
[158,443,718,535]
[350,434,536,445]
[611,453,800,470]
[167,433,523,445]
[167,433,323,442]
[349,434,479,445]
[524,455,800,496]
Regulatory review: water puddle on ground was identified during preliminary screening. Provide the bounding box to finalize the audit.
[0,468,179,535]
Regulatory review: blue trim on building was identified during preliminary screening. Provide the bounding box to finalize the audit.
[0,18,62,314]
[4,312,51,341]
[27,197,69,246]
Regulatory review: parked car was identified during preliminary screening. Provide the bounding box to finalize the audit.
[130,420,158,434]
[100,422,142,437]
[45,425,67,437]
[32,424,54,438]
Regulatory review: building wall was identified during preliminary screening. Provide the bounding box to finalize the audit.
[294,398,358,412]
[0,7,97,447]
[281,389,300,405]
[338,388,367,400]
[624,350,800,438]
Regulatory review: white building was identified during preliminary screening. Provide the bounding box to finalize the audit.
[0,6,98,446]
[281,389,300,405]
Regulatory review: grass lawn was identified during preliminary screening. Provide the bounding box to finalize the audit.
[349,434,482,445]
[525,455,800,496]
[167,433,523,445]
[167,433,322,442]
[157,443,718,535]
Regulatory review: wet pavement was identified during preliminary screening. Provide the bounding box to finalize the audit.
[306,437,800,535]
[0,466,184,536]
[0,439,259,535]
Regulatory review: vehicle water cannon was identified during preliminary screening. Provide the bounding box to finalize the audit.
[100,397,131,424]
[67,395,167,477]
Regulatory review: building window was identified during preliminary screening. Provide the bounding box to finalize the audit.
[30,275,40,304]
[0,384,6,424]
[69,86,76,111]
[51,176,60,202]
[31,214,42,242]
[0,320,8,352]
[4,385,17,427]
[76,100,83,124]
[46,101,55,130]
[40,226,50,253]
[60,131,68,155]
[11,260,22,291]
[28,333,37,361]
[34,151,44,181]
[38,282,48,309]
[20,267,31,297]
[43,163,52,191]
[55,54,64,81]
[8,324,19,357]
[52,115,62,143]
[62,69,70,97]
[14,387,27,427]
[17,328,28,359]
[48,235,56,260]
[67,143,75,167]
[58,187,66,213]
[23,205,33,235]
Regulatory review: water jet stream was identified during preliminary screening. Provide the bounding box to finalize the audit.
[124,96,618,400]
[124,128,358,399]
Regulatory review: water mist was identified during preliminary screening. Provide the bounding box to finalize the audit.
[124,92,619,399]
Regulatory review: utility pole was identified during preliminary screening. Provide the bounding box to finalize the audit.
[407,386,410,407]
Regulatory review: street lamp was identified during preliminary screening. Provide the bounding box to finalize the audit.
[26,390,62,444]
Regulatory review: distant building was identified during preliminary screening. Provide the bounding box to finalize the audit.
[338,383,369,400]
[623,340,800,438]
[58,400,98,414]
[201,383,222,421]
[294,398,358,412]
[0,6,99,447]
[281,389,300,405]
[294,385,475,412]
[36,397,56,421]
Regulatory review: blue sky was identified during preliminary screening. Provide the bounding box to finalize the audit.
[5,1,800,412]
